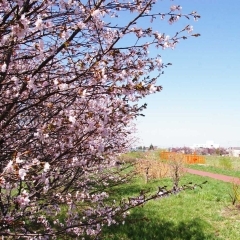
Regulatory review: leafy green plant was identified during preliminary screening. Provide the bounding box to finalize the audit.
[229,182,240,205]
[219,157,233,170]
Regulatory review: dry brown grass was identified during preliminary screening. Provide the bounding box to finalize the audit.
[135,158,170,182]
[135,152,186,185]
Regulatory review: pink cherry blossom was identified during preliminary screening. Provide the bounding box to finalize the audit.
[3,160,13,173]
[1,62,6,72]
[91,9,100,17]
[19,168,27,180]
[0,0,200,238]
[16,190,30,207]
[186,25,194,33]
[77,21,85,29]
[35,17,43,30]
[170,5,177,11]
[44,162,50,172]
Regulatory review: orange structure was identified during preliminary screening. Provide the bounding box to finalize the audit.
[160,151,205,164]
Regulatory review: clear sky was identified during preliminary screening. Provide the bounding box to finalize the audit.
[132,0,240,148]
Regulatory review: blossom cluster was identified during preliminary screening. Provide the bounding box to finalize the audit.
[0,0,200,238]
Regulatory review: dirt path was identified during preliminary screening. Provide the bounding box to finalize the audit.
[184,168,240,184]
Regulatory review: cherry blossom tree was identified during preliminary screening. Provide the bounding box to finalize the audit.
[0,0,200,238]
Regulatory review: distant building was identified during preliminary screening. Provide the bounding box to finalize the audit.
[191,141,219,149]
[228,147,240,157]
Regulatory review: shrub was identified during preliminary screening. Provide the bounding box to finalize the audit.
[229,182,240,205]
[168,153,186,190]
[135,159,170,183]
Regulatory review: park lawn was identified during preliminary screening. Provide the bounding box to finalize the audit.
[101,173,240,240]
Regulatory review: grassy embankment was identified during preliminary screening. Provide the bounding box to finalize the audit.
[101,151,240,240]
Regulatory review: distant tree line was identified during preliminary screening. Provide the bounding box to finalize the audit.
[170,147,228,156]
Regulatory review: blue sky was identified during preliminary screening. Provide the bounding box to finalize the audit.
[132,0,240,148]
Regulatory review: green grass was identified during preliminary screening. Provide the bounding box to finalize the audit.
[204,155,240,171]
[101,173,240,240]
[120,150,162,163]
[187,164,240,178]
[205,155,240,170]
[186,155,240,178]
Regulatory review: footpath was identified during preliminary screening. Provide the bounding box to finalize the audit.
[184,168,240,184]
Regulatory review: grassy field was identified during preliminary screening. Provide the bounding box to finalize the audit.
[187,164,240,178]
[100,151,240,240]
[187,156,240,178]
[101,174,240,240]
